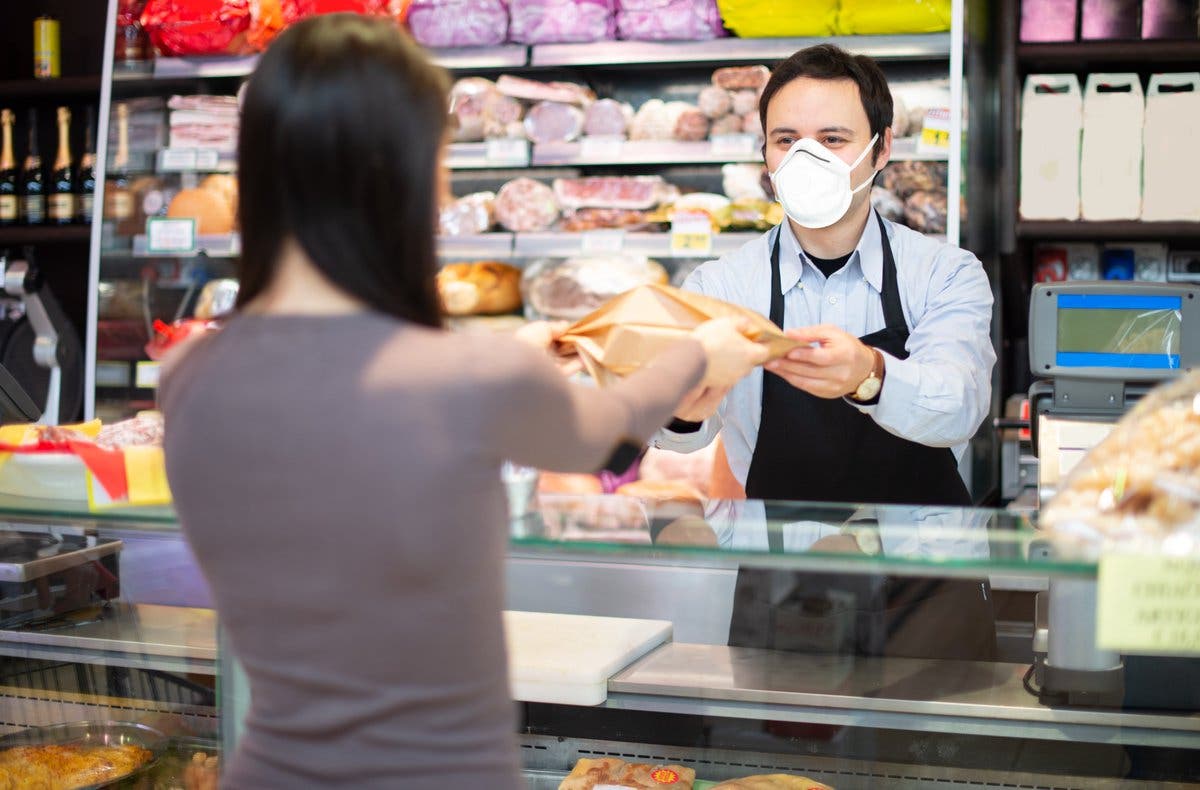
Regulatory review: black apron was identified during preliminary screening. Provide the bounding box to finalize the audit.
[729,216,996,660]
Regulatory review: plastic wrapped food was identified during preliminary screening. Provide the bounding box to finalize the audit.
[673,106,710,141]
[438,261,523,315]
[722,163,768,202]
[497,75,595,106]
[615,0,725,41]
[439,191,495,236]
[96,413,166,450]
[449,77,496,142]
[709,113,744,137]
[524,101,586,143]
[1042,371,1200,542]
[584,99,634,137]
[553,175,669,210]
[141,0,252,56]
[741,110,763,138]
[891,91,910,137]
[717,0,836,37]
[282,0,401,23]
[730,88,760,117]
[838,0,951,34]
[870,185,906,223]
[698,86,733,119]
[879,160,947,199]
[558,208,653,231]
[522,256,668,321]
[481,93,525,138]
[509,0,616,43]
[407,0,507,47]
[630,100,698,141]
[902,190,947,234]
[495,178,559,232]
[713,65,770,91]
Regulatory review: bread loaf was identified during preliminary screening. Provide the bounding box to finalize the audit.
[167,187,235,234]
[437,261,523,316]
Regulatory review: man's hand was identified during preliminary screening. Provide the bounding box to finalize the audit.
[674,384,729,423]
[764,324,876,399]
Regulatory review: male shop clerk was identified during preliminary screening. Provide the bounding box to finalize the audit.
[654,45,998,659]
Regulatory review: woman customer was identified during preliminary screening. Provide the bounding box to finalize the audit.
[160,13,766,789]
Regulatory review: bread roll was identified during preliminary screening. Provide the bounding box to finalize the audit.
[436,261,522,316]
[167,187,235,235]
[200,174,238,219]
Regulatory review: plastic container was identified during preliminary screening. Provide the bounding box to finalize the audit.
[1142,73,1200,222]
[1080,73,1143,221]
[1020,73,1082,221]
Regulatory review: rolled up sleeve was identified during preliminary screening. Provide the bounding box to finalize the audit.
[853,249,995,448]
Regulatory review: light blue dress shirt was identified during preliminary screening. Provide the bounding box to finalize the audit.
[652,212,996,487]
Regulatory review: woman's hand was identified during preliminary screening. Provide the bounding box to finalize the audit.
[514,321,583,376]
[691,317,770,389]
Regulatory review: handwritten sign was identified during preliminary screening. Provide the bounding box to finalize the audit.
[1097,553,1200,655]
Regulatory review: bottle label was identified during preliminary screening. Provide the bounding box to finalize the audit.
[79,194,94,222]
[0,195,16,221]
[24,195,44,223]
[111,191,134,220]
[48,192,74,220]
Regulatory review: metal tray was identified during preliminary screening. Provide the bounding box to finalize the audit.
[0,721,168,789]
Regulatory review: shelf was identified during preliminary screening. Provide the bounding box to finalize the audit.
[426,44,529,70]
[530,33,953,67]
[513,231,757,259]
[1017,39,1200,70]
[0,75,102,99]
[531,138,761,167]
[0,224,92,246]
[1017,220,1200,241]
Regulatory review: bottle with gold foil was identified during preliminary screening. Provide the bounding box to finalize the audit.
[0,109,17,227]
[48,107,75,225]
[77,107,96,224]
[34,16,61,80]
[105,103,135,234]
[21,110,45,226]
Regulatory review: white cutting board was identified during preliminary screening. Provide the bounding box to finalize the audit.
[504,610,672,706]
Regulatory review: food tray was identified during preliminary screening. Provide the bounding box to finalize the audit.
[0,721,167,789]
[0,452,90,501]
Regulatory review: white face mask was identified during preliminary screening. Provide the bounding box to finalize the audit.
[770,133,879,229]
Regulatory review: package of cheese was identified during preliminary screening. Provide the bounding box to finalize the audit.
[1080,73,1144,221]
[1142,73,1200,222]
[1019,74,1082,221]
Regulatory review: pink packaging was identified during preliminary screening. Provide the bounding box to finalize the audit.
[510,0,616,43]
[407,0,508,47]
[1142,0,1199,38]
[1080,0,1141,39]
[616,0,725,41]
[1019,0,1077,42]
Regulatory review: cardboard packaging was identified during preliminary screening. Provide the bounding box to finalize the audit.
[1081,0,1142,39]
[1080,73,1144,221]
[1142,0,1199,38]
[1020,0,1078,41]
[557,283,798,386]
[1020,74,1083,220]
[1142,72,1200,221]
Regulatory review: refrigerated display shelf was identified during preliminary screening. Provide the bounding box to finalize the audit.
[1017,220,1200,241]
[0,225,92,246]
[1016,39,1200,71]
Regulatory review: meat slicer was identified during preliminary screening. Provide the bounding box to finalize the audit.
[1028,280,1200,709]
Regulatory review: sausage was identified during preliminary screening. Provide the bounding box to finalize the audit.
[712,65,770,91]
[583,99,634,137]
[697,86,733,119]
[673,107,710,142]
[494,178,560,232]
[524,101,586,144]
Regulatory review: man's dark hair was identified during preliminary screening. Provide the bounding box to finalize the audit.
[236,13,449,327]
[759,44,893,163]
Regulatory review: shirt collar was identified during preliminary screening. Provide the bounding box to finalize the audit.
[776,210,887,295]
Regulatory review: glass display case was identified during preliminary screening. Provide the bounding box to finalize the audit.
[0,494,1196,788]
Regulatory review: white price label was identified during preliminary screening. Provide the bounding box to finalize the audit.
[1098,553,1200,655]
[146,217,197,254]
[581,229,625,254]
[918,107,951,154]
[670,213,713,257]
[135,361,162,390]
[159,149,198,171]
[580,135,624,160]
[485,137,528,164]
[709,133,758,158]
[195,149,221,170]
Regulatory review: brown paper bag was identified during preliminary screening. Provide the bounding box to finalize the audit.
[557,283,800,386]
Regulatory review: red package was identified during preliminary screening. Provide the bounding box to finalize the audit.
[283,0,403,23]
[145,318,219,361]
[1035,246,1068,283]
[141,0,253,56]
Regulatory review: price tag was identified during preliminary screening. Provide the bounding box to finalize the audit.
[485,137,528,164]
[670,213,713,257]
[159,148,198,171]
[580,135,624,160]
[1097,553,1200,655]
[95,362,131,388]
[917,107,951,155]
[709,133,758,158]
[195,149,221,170]
[146,217,196,254]
[581,229,625,254]
[135,361,162,390]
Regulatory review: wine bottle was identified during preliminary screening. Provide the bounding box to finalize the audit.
[0,109,17,227]
[21,110,44,226]
[48,106,75,225]
[77,106,96,224]
[105,102,134,232]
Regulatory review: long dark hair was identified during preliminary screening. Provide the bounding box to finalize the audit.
[236,13,449,327]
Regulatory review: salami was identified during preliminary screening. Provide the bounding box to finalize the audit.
[407,0,508,47]
[712,65,771,91]
[697,86,733,119]
[439,191,495,236]
[509,0,616,44]
[709,113,744,137]
[448,77,495,142]
[741,110,763,138]
[583,99,633,137]
[496,75,595,106]
[494,178,560,232]
[730,88,758,117]
[552,176,667,210]
[524,101,586,144]
[673,107,710,142]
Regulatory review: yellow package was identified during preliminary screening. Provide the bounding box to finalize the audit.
[837,0,951,34]
[717,0,837,38]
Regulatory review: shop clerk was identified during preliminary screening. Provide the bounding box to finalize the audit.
[654,45,999,659]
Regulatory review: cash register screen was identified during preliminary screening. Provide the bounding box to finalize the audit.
[1057,293,1182,369]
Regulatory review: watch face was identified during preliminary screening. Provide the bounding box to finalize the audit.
[855,375,882,402]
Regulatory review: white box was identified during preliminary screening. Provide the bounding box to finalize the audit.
[1020,74,1083,220]
[1081,74,1144,220]
[1142,73,1200,222]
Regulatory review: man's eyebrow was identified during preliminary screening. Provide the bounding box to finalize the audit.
[768,125,856,136]
[768,126,799,136]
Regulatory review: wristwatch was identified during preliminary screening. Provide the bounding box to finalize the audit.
[850,348,885,403]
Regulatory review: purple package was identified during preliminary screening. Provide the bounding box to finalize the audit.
[1142,0,1198,38]
[510,0,616,43]
[1080,0,1142,39]
[616,0,726,41]
[1019,0,1077,42]
[599,459,641,494]
[407,0,509,48]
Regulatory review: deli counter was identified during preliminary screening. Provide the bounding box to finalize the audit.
[0,493,1196,789]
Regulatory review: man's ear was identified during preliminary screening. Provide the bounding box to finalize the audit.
[873,126,894,171]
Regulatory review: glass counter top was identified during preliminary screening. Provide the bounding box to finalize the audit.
[0,492,1118,581]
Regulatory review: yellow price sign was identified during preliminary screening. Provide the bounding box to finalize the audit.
[1097,553,1200,655]
[670,213,713,257]
[920,126,950,149]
